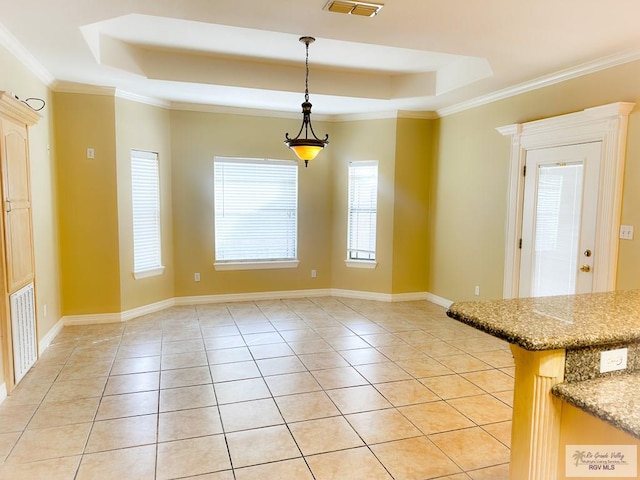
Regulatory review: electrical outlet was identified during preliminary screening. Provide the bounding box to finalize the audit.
[620,225,634,240]
[474,285,480,296]
[311,269,317,278]
[87,148,95,159]
[194,273,200,282]
[600,348,628,373]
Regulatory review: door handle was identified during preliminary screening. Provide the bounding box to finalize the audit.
[579,264,591,273]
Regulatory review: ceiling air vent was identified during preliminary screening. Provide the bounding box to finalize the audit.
[324,1,384,17]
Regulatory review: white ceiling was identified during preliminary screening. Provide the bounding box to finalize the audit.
[1,0,640,117]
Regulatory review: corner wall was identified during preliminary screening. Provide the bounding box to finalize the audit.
[115,98,174,312]
[392,117,432,294]
[54,92,121,315]
[330,118,397,294]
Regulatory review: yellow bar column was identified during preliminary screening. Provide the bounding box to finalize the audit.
[510,345,565,480]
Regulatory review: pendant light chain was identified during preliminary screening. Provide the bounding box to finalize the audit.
[304,40,310,103]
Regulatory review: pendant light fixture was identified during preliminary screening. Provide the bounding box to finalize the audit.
[284,36,329,167]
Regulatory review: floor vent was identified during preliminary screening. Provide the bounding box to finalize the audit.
[10,282,37,383]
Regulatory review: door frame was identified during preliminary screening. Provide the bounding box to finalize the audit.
[497,102,635,299]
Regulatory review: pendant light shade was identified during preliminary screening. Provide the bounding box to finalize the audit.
[284,36,329,167]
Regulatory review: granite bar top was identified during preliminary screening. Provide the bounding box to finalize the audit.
[446,290,640,351]
[552,373,640,440]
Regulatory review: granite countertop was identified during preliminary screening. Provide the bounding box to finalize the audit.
[552,373,640,440]
[446,289,640,351]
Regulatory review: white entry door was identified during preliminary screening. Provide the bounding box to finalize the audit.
[519,142,601,297]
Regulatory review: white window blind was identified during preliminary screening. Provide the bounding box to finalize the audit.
[214,157,298,262]
[131,150,162,275]
[347,161,378,261]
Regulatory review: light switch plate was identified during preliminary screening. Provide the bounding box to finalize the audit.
[600,347,628,373]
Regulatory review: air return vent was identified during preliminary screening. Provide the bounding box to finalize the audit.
[324,1,384,17]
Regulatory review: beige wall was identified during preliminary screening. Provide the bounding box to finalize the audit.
[115,98,174,311]
[0,45,60,386]
[430,60,640,302]
[330,118,397,294]
[392,117,432,294]
[54,92,121,315]
[170,109,333,297]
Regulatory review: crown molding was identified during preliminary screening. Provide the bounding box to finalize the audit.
[116,90,170,109]
[51,81,116,96]
[169,101,331,121]
[398,110,438,120]
[0,23,54,86]
[437,48,640,118]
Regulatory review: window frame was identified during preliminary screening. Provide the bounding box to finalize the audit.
[213,156,300,271]
[346,160,378,269]
[131,149,164,279]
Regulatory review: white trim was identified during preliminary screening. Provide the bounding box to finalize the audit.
[0,23,54,86]
[498,102,635,299]
[424,292,454,308]
[116,90,170,109]
[133,266,165,280]
[0,383,6,405]
[50,81,115,96]
[398,110,438,120]
[345,260,377,269]
[121,298,175,322]
[62,312,123,326]
[53,290,448,327]
[390,292,430,302]
[174,289,334,305]
[38,319,64,353]
[214,261,299,271]
[438,49,640,118]
[331,289,393,302]
[170,102,332,122]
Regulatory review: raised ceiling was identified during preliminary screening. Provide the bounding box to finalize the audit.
[1,0,640,117]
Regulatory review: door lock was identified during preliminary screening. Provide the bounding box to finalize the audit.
[584,249,592,257]
[579,264,591,273]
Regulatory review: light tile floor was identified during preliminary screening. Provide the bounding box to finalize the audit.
[0,297,515,479]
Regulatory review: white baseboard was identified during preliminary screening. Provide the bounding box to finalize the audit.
[55,289,450,327]
[174,288,334,305]
[390,292,430,302]
[331,289,394,302]
[38,318,63,353]
[121,298,175,322]
[62,312,123,326]
[424,292,454,308]
[0,382,6,405]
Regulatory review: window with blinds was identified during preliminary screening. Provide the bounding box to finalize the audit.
[214,157,298,264]
[131,150,163,278]
[347,161,378,262]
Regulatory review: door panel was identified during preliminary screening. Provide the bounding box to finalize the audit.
[1,118,34,293]
[519,142,601,297]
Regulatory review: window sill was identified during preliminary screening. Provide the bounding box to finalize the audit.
[345,260,377,269]
[133,266,165,279]
[214,260,299,271]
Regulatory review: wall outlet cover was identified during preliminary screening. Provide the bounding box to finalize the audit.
[600,347,628,373]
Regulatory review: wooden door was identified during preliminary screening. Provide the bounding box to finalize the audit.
[1,117,35,293]
[0,92,39,392]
